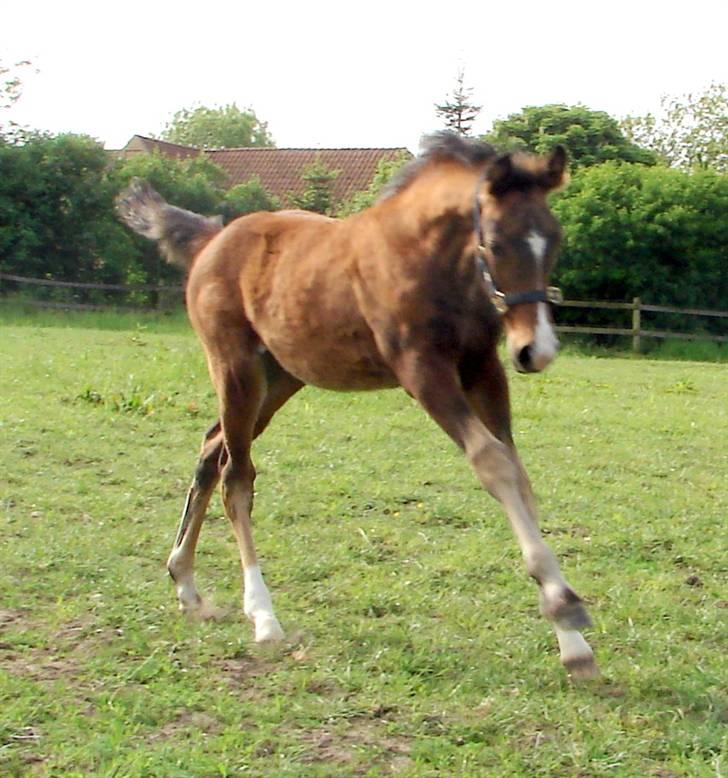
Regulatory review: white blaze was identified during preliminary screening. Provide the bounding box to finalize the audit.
[532,303,559,369]
[527,229,547,264]
[528,229,558,370]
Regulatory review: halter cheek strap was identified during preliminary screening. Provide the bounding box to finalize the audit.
[473,194,562,315]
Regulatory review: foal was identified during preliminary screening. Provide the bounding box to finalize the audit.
[117,132,598,679]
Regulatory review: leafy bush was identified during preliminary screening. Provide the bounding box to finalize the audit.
[0,135,282,305]
[0,133,128,285]
[552,162,728,332]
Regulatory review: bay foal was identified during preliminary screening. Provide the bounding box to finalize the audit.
[117,132,598,678]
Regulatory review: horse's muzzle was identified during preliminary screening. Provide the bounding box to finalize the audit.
[509,333,560,374]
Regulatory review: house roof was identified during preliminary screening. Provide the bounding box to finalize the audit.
[119,135,200,160]
[117,136,412,206]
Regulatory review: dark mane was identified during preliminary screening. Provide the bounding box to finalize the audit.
[379,131,496,200]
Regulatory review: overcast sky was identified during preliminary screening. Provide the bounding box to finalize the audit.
[3,0,726,153]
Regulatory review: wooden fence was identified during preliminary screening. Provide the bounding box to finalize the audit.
[1,273,726,352]
[557,297,728,351]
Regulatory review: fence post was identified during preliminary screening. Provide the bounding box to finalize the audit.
[632,297,641,353]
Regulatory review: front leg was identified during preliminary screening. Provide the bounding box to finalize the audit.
[396,348,598,679]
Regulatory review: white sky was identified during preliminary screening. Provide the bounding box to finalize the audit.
[3,0,727,153]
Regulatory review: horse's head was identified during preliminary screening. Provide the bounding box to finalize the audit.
[477,147,567,373]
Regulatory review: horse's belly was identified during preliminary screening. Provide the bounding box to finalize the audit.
[254,310,397,391]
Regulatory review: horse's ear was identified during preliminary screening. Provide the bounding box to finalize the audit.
[485,154,514,197]
[543,145,568,190]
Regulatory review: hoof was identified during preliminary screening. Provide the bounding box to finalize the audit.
[180,596,224,622]
[194,598,225,621]
[254,615,285,644]
[563,654,600,681]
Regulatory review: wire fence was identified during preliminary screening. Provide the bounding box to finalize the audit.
[0,272,183,310]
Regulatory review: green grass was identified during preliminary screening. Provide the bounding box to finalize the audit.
[1,311,726,777]
[0,300,190,334]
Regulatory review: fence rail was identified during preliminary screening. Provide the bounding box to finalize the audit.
[557,297,728,350]
[0,271,183,294]
[0,272,183,311]
[1,274,726,351]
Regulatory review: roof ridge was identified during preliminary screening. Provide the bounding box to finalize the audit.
[205,146,410,153]
[133,134,201,151]
[127,137,409,154]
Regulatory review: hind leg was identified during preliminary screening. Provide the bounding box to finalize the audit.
[253,350,304,439]
[212,353,285,642]
[242,359,302,640]
[167,353,302,623]
[167,421,226,617]
[199,338,304,641]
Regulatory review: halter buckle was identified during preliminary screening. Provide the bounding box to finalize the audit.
[546,286,563,305]
[491,291,509,314]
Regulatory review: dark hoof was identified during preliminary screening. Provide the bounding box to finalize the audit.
[563,654,600,681]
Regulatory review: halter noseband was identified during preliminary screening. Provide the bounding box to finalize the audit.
[473,195,563,315]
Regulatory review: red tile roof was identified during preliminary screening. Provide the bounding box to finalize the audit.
[118,136,412,206]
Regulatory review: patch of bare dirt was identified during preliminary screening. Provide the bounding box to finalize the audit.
[0,613,114,684]
[150,710,222,742]
[0,608,25,628]
[212,654,278,681]
[297,716,412,774]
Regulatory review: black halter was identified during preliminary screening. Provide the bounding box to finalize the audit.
[473,195,563,315]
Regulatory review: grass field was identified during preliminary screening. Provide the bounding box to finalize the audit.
[1,309,726,777]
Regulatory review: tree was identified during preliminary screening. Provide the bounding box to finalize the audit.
[1,58,34,140]
[483,105,656,168]
[288,158,339,214]
[435,68,481,136]
[159,103,274,149]
[222,177,280,222]
[337,152,411,216]
[621,83,728,172]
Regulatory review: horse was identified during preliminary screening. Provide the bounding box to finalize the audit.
[116,131,598,679]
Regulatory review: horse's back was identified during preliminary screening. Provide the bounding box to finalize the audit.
[188,209,396,391]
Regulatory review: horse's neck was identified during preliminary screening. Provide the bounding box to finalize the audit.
[380,164,481,241]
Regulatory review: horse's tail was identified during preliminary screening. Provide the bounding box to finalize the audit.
[115,179,223,270]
